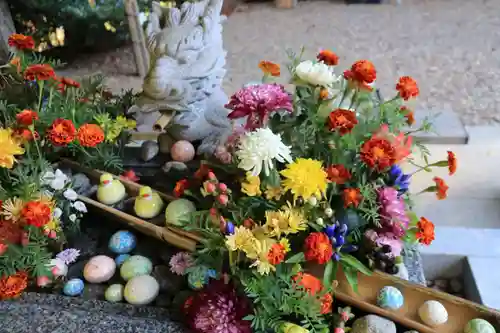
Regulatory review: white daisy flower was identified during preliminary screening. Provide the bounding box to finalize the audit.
[235,127,292,177]
[73,201,87,213]
[53,207,62,219]
[63,189,78,201]
[42,169,68,190]
[69,214,77,222]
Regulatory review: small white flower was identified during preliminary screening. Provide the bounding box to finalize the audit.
[73,201,87,213]
[69,214,77,222]
[43,169,68,190]
[63,189,78,201]
[235,128,292,176]
[295,60,339,87]
[316,217,324,226]
[53,207,62,219]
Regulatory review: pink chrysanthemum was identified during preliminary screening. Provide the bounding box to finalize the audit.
[169,252,194,276]
[185,281,252,333]
[225,83,292,131]
[377,187,409,238]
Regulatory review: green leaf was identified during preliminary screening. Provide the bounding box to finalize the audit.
[285,252,305,264]
[340,253,372,276]
[343,265,359,294]
[421,185,437,193]
[262,167,281,188]
[323,260,334,288]
[431,160,449,167]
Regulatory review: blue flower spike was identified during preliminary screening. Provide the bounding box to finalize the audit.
[339,223,348,236]
[324,225,336,238]
[336,235,345,247]
[389,165,411,195]
[226,221,235,235]
[332,253,340,261]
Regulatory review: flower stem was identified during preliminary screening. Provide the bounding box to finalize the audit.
[37,81,45,112]
[48,87,54,108]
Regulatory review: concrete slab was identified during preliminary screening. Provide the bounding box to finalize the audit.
[466,126,500,145]
[466,257,500,309]
[408,109,468,145]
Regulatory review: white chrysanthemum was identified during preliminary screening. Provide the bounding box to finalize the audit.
[63,188,78,201]
[73,201,87,213]
[295,60,341,87]
[42,169,68,190]
[235,128,292,176]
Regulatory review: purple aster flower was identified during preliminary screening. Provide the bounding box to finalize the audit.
[225,83,293,131]
[56,248,80,265]
[169,252,194,276]
[389,165,411,195]
[377,187,410,238]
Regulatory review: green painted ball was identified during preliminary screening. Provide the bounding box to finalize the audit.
[465,319,496,333]
[120,255,153,281]
[165,199,196,226]
[105,284,124,303]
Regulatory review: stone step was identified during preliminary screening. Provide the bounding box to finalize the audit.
[465,257,500,309]
[407,109,469,145]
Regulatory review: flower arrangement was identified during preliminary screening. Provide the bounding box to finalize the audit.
[0,33,133,296]
[173,49,457,332]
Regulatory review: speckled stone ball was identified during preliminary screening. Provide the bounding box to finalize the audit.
[115,254,131,267]
[83,255,116,283]
[124,275,160,305]
[120,255,153,281]
[63,278,84,296]
[465,319,496,333]
[376,286,404,310]
[418,300,448,327]
[170,140,195,163]
[108,230,137,254]
[105,284,124,303]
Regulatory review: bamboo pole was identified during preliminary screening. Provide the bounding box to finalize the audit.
[125,0,149,78]
[153,113,174,132]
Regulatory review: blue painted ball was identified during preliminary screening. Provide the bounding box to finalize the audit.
[108,230,137,254]
[377,286,404,310]
[63,278,84,296]
[115,254,131,267]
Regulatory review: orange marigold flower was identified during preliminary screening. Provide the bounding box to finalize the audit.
[8,34,35,50]
[433,177,449,200]
[0,271,28,300]
[342,188,362,208]
[320,293,333,314]
[328,109,358,135]
[447,151,457,176]
[13,128,39,142]
[400,106,415,126]
[293,272,322,295]
[304,232,333,264]
[396,76,419,101]
[373,125,412,163]
[267,243,286,265]
[0,220,23,245]
[174,179,189,198]
[57,76,81,93]
[16,109,39,126]
[24,64,55,81]
[319,88,329,100]
[47,118,76,146]
[317,50,339,66]
[344,60,377,84]
[77,124,104,148]
[326,164,351,184]
[21,201,51,227]
[360,137,396,171]
[10,57,21,74]
[258,61,280,77]
[416,217,435,245]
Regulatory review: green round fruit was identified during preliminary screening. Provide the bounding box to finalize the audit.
[165,199,196,226]
[465,319,496,333]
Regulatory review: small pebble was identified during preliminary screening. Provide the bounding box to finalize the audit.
[140,140,160,162]
[418,300,448,327]
[162,161,188,173]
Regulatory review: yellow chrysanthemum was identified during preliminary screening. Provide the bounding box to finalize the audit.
[2,197,25,223]
[279,238,291,253]
[280,158,328,201]
[0,128,25,169]
[249,237,276,275]
[265,185,282,200]
[241,172,262,197]
[225,226,258,255]
[263,205,307,237]
[44,218,61,232]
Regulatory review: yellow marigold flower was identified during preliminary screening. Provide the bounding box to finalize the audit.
[265,185,282,200]
[2,197,25,223]
[0,128,25,169]
[279,238,291,253]
[249,238,276,275]
[241,172,262,197]
[225,226,257,254]
[280,158,328,201]
[264,205,307,237]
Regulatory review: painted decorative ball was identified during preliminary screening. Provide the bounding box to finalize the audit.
[465,319,496,333]
[83,255,116,283]
[170,140,195,163]
[48,258,68,278]
[63,278,84,296]
[376,286,404,310]
[124,275,160,305]
[108,230,137,254]
[105,284,124,303]
[120,255,153,281]
[115,254,131,267]
[165,199,196,226]
[418,300,448,327]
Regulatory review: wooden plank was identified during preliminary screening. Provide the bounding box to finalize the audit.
[275,0,297,9]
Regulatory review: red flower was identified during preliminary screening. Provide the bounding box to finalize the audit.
[120,169,140,182]
[24,64,55,81]
[293,272,322,295]
[317,50,339,66]
[16,109,39,126]
[0,271,28,300]
[0,244,7,256]
[400,106,415,126]
[342,188,362,208]
[304,232,333,264]
[267,243,286,265]
[0,220,23,245]
[77,123,105,147]
[396,76,419,100]
[373,125,412,163]
[447,151,457,176]
[57,76,81,93]
[326,164,351,184]
[194,164,211,180]
[344,60,376,90]
[320,293,333,314]
[174,179,189,198]
[328,109,358,135]
[21,201,51,227]
[360,137,396,171]
[258,61,280,77]
[416,217,435,245]
[13,128,39,142]
[47,118,76,146]
[433,177,448,200]
[8,34,35,50]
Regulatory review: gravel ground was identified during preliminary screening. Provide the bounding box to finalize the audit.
[62,0,500,125]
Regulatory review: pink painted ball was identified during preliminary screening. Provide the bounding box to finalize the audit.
[83,255,116,283]
[171,140,195,162]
